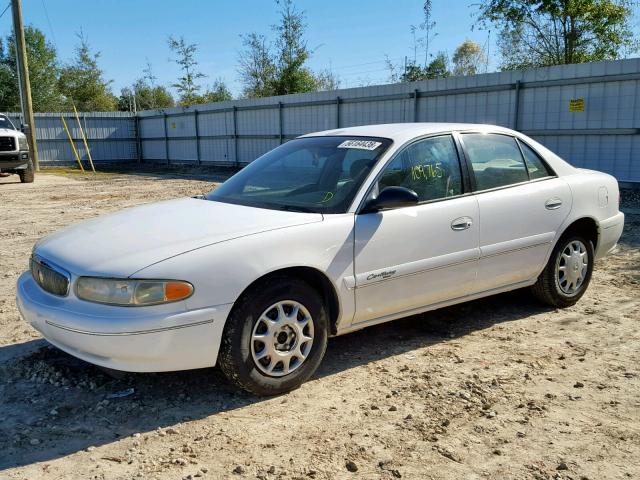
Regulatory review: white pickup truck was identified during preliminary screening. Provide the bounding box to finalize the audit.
[0,114,33,183]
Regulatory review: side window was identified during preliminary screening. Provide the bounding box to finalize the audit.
[377,135,462,202]
[518,140,552,180]
[462,133,529,190]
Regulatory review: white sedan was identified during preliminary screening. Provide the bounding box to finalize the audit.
[17,123,624,395]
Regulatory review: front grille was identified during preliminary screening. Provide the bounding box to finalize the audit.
[31,257,70,296]
[0,136,15,151]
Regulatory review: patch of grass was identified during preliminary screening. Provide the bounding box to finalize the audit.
[39,167,115,177]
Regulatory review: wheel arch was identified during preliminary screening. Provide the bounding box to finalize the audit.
[558,216,599,250]
[232,266,341,335]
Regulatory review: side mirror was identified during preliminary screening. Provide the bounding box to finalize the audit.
[361,186,419,213]
[20,123,25,133]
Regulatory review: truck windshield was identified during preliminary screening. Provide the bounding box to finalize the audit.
[206,136,392,214]
[0,115,16,130]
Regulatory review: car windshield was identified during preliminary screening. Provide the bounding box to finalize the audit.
[0,115,16,130]
[206,136,392,214]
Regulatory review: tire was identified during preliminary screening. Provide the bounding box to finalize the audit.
[531,234,594,308]
[218,276,329,396]
[18,160,34,183]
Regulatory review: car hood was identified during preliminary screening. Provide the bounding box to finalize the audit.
[34,198,323,277]
[0,128,18,136]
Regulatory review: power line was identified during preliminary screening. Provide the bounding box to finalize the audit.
[40,0,58,50]
[0,3,10,20]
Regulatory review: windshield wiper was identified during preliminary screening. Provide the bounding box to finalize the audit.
[278,205,318,213]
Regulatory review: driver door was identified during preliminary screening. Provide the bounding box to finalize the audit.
[352,134,479,324]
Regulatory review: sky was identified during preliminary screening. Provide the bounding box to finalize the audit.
[0,0,637,99]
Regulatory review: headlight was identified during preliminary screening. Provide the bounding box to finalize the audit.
[18,136,29,150]
[76,277,193,306]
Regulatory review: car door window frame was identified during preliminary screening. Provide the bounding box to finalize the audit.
[455,131,557,194]
[515,137,556,179]
[355,132,471,214]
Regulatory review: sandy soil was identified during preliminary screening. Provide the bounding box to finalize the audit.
[0,171,638,480]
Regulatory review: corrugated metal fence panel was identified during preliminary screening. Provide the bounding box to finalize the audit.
[61,58,636,182]
[2,111,137,165]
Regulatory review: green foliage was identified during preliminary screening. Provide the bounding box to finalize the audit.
[197,80,233,104]
[168,36,232,107]
[58,34,117,111]
[477,0,638,70]
[168,35,205,106]
[400,52,451,82]
[238,33,278,98]
[238,0,337,98]
[118,81,175,112]
[270,0,317,95]
[452,39,487,76]
[118,61,175,111]
[0,26,63,111]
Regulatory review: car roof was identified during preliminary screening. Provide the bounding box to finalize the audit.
[299,122,577,178]
[299,123,514,142]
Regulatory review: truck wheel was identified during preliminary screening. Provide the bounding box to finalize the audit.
[18,160,34,183]
[531,234,594,308]
[218,276,329,396]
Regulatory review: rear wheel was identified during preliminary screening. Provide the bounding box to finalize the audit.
[18,160,34,183]
[218,277,329,396]
[531,234,594,308]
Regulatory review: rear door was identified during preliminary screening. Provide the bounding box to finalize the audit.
[458,132,571,293]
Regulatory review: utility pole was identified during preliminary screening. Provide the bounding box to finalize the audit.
[11,0,39,170]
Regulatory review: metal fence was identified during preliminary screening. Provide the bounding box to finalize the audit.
[4,58,639,183]
[2,111,137,165]
[138,58,640,184]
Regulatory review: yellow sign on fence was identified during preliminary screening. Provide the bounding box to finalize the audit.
[569,98,585,112]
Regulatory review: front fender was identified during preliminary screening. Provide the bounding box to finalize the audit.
[133,214,356,326]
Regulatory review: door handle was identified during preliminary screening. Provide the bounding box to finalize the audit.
[451,217,473,231]
[545,198,563,210]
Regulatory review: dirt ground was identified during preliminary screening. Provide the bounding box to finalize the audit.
[0,170,638,480]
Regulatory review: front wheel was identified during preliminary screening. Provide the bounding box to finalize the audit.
[18,160,35,183]
[531,234,594,308]
[218,277,329,396]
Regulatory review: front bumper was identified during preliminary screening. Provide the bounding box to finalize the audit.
[16,272,233,372]
[0,150,29,169]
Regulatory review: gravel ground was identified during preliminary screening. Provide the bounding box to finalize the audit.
[0,171,638,480]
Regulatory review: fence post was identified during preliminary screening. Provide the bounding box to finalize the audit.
[163,112,169,165]
[278,102,284,144]
[335,96,341,128]
[233,106,239,170]
[513,80,522,131]
[134,114,142,164]
[413,89,419,122]
[194,110,201,165]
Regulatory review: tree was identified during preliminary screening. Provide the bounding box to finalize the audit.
[238,33,277,98]
[168,35,206,106]
[400,52,451,82]
[118,62,175,111]
[477,0,638,70]
[197,79,233,104]
[452,39,487,76]
[168,36,232,106]
[271,0,317,95]
[237,0,329,98]
[118,81,175,112]
[0,26,63,111]
[58,33,117,111]
[313,69,340,91]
